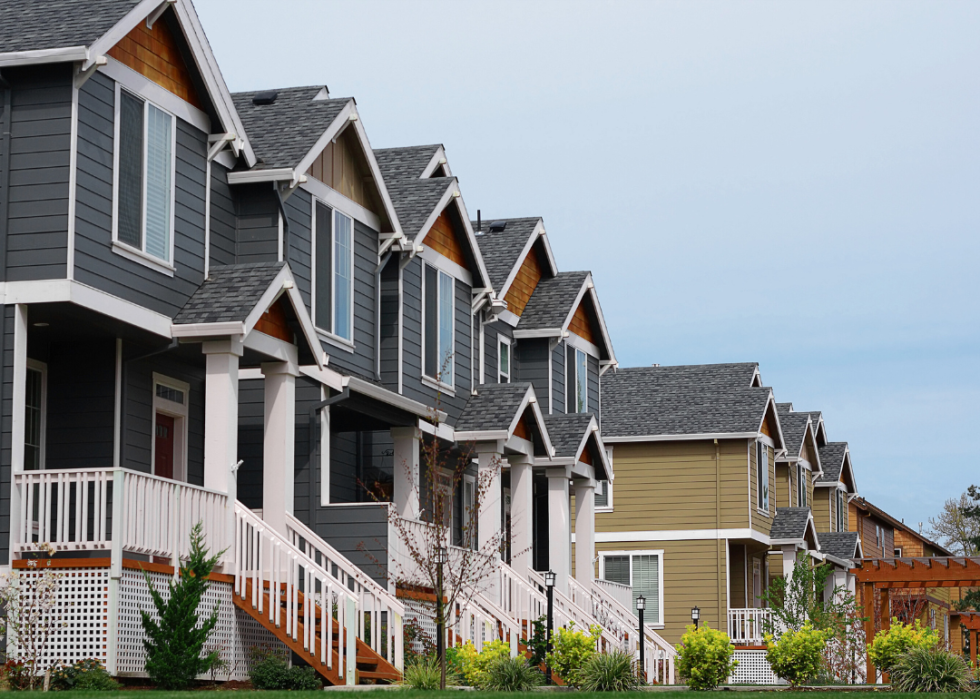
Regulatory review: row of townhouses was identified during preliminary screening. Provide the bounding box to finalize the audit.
[0,0,946,687]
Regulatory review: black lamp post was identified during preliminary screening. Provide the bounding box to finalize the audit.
[435,546,449,689]
[691,605,700,630]
[636,595,646,683]
[545,569,556,684]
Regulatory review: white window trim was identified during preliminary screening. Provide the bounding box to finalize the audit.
[498,335,511,383]
[25,359,47,471]
[572,347,588,414]
[311,202,357,345]
[319,387,331,506]
[418,245,473,286]
[598,549,665,628]
[421,262,456,390]
[111,83,177,274]
[331,209,355,342]
[757,441,770,516]
[460,473,477,551]
[595,478,613,513]
[564,330,600,359]
[151,373,189,483]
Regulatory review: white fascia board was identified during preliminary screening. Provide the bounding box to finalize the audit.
[506,434,534,456]
[242,265,324,369]
[806,422,824,475]
[451,193,492,289]
[411,179,457,246]
[760,391,787,451]
[349,113,403,238]
[292,101,353,181]
[586,285,618,366]
[172,0,255,165]
[420,145,449,179]
[243,330,298,366]
[346,376,447,422]
[0,280,173,338]
[770,538,806,548]
[172,321,246,337]
[497,218,545,299]
[521,389,554,457]
[227,168,296,184]
[85,0,162,69]
[569,460,594,481]
[418,419,455,442]
[0,47,88,68]
[595,528,771,545]
[299,365,345,392]
[823,553,853,569]
[776,454,800,463]
[558,275,591,335]
[100,58,209,132]
[513,327,563,340]
[841,450,858,494]
[455,429,509,443]
[497,309,520,327]
[537,226,559,277]
[564,331,601,359]
[302,177,380,232]
[418,246,472,286]
[603,432,758,444]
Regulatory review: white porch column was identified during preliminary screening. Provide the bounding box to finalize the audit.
[573,478,596,586]
[508,455,534,579]
[781,544,797,582]
[475,442,504,555]
[547,467,571,594]
[391,427,421,521]
[8,304,28,556]
[262,361,299,535]
[203,337,243,495]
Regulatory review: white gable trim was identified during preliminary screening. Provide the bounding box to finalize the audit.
[420,145,451,179]
[0,47,88,68]
[497,219,551,299]
[412,184,492,290]
[757,392,787,451]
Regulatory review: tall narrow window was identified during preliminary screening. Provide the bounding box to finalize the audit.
[423,264,455,386]
[567,345,589,413]
[757,442,769,512]
[797,464,807,507]
[836,490,845,531]
[115,89,174,263]
[602,552,662,624]
[24,361,46,471]
[595,480,610,509]
[333,211,353,340]
[498,337,511,383]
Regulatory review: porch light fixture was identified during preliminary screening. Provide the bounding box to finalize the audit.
[691,605,700,629]
[434,546,449,565]
[636,595,645,611]
[545,569,556,588]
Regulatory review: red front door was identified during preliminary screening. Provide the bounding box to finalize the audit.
[155,413,174,479]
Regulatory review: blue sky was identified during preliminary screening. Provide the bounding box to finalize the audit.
[199,0,980,533]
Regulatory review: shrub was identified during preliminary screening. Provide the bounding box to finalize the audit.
[482,656,543,691]
[867,618,939,674]
[546,623,601,687]
[890,646,975,693]
[248,647,322,690]
[455,639,511,687]
[141,522,224,689]
[51,659,118,691]
[402,656,441,690]
[578,649,641,692]
[765,621,829,687]
[2,660,31,691]
[675,623,737,690]
[526,615,548,667]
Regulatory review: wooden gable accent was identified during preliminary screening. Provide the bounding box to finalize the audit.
[426,208,467,268]
[504,246,544,317]
[254,300,292,343]
[578,441,593,466]
[568,298,597,345]
[760,403,779,441]
[107,15,203,108]
[513,410,531,441]
[308,127,386,223]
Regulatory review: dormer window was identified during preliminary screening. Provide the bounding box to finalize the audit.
[114,87,175,267]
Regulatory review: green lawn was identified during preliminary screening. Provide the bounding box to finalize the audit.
[7,693,977,698]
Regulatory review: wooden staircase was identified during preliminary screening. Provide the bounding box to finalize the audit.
[235,578,400,685]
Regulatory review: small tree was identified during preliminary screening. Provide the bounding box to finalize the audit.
[927,492,980,556]
[762,553,858,635]
[766,621,830,687]
[141,521,225,689]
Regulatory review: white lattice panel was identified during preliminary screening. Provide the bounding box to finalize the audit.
[404,599,437,653]
[7,566,110,670]
[729,649,785,685]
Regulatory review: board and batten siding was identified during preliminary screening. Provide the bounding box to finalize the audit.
[74,71,207,317]
[5,65,73,281]
[594,538,728,647]
[595,440,750,533]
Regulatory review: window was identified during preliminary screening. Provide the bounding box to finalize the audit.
[601,551,663,624]
[24,360,47,471]
[836,490,845,531]
[423,264,455,386]
[152,374,189,482]
[114,88,175,265]
[566,345,588,413]
[796,464,807,507]
[894,547,903,557]
[314,203,355,342]
[595,480,611,509]
[498,337,511,383]
[875,524,882,548]
[757,442,769,513]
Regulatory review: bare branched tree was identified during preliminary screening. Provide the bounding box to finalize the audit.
[927,493,980,556]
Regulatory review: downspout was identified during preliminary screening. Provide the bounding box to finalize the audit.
[716,438,723,625]
[274,183,290,267]
[308,386,351,507]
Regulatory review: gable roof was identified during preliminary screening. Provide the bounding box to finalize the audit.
[817,442,847,483]
[374,145,445,183]
[850,497,954,556]
[0,0,139,55]
[384,178,457,239]
[232,87,349,171]
[776,403,810,458]
[453,382,552,456]
[799,410,828,446]
[771,507,819,548]
[819,531,863,561]
[473,217,558,295]
[543,412,612,481]
[602,366,783,445]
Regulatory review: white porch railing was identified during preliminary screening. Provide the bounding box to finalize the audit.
[11,468,229,562]
[527,569,622,653]
[234,505,357,681]
[728,608,773,645]
[285,512,404,670]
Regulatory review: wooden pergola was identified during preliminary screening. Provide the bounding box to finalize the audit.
[852,557,980,680]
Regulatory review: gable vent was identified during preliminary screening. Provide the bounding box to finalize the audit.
[488,221,507,232]
[252,90,278,105]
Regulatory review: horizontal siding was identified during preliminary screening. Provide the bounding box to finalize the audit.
[209,161,236,266]
[515,339,548,407]
[552,339,565,416]
[5,65,72,281]
[749,442,775,536]
[313,503,389,586]
[74,72,207,317]
[284,190,312,308]
[378,256,399,388]
[236,183,279,263]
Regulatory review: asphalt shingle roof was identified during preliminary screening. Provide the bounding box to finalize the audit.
[0,0,140,54]
[518,272,589,330]
[543,413,596,460]
[601,364,772,439]
[818,531,860,560]
[454,383,530,433]
[374,145,441,184]
[174,262,284,325]
[776,403,810,459]
[384,178,454,238]
[232,87,349,170]
[472,218,541,292]
[770,507,812,541]
[817,442,848,483]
